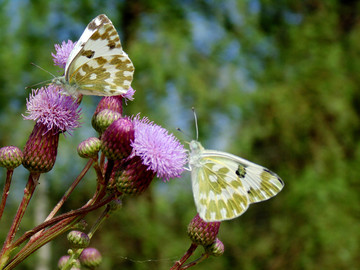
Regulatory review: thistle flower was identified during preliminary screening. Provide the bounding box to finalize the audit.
[131,116,187,181]
[23,85,81,135]
[79,247,102,268]
[52,40,76,69]
[0,146,23,169]
[22,86,81,172]
[122,86,135,104]
[187,214,221,246]
[101,118,134,160]
[114,116,186,195]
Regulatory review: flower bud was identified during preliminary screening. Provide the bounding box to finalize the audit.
[22,123,59,173]
[101,118,134,160]
[0,146,23,169]
[205,238,225,257]
[79,247,102,268]
[108,198,122,212]
[115,156,156,195]
[187,214,221,246]
[92,109,121,134]
[67,230,90,249]
[77,137,101,158]
[57,255,80,269]
[93,96,123,115]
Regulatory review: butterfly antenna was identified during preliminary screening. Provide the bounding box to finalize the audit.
[192,107,199,140]
[25,79,53,90]
[30,62,56,78]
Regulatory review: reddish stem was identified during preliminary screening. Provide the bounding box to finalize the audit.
[0,173,39,268]
[0,170,14,221]
[170,243,198,270]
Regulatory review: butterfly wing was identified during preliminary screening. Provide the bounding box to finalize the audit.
[191,148,284,222]
[64,14,134,96]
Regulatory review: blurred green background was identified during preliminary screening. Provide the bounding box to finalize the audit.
[1,0,359,269]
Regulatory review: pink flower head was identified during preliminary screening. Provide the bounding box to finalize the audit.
[51,40,76,69]
[23,85,81,135]
[131,115,187,181]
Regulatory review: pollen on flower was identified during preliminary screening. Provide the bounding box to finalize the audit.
[23,85,81,135]
[51,40,76,69]
[131,115,187,181]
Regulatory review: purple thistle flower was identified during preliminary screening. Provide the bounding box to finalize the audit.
[51,40,76,69]
[122,86,135,104]
[131,115,187,181]
[23,85,81,135]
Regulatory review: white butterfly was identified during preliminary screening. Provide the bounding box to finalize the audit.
[189,139,284,222]
[53,14,134,96]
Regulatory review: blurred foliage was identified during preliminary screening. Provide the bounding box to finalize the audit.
[0,0,359,269]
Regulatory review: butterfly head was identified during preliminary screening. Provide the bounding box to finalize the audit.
[189,140,204,153]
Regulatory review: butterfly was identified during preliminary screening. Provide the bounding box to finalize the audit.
[53,14,134,96]
[188,139,284,222]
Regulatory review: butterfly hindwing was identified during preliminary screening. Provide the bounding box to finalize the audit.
[192,156,250,221]
[69,54,133,96]
[189,140,284,222]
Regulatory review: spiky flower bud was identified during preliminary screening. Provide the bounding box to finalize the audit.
[115,156,156,196]
[187,214,221,246]
[67,230,90,249]
[92,109,122,134]
[101,118,134,160]
[77,137,101,159]
[0,146,23,169]
[22,123,59,173]
[79,247,102,268]
[57,255,80,270]
[205,238,225,257]
[93,96,123,116]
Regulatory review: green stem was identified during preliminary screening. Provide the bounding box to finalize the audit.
[62,203,114,270]
[0,170,14,221]
[0,173,39,269]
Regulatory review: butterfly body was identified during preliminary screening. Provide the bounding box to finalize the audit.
[189,140,284,222]
[53,14,134,96]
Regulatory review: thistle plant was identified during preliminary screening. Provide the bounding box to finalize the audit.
[0,40,229,270]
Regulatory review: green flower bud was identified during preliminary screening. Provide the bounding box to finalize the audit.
[205,238,225,257]
[0,146,23,169]
[57,255,81,269]
[92,109,121,134]
[77,137,101,158]
[67,230,90,249]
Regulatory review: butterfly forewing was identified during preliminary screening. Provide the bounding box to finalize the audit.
[56,14,134,96]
